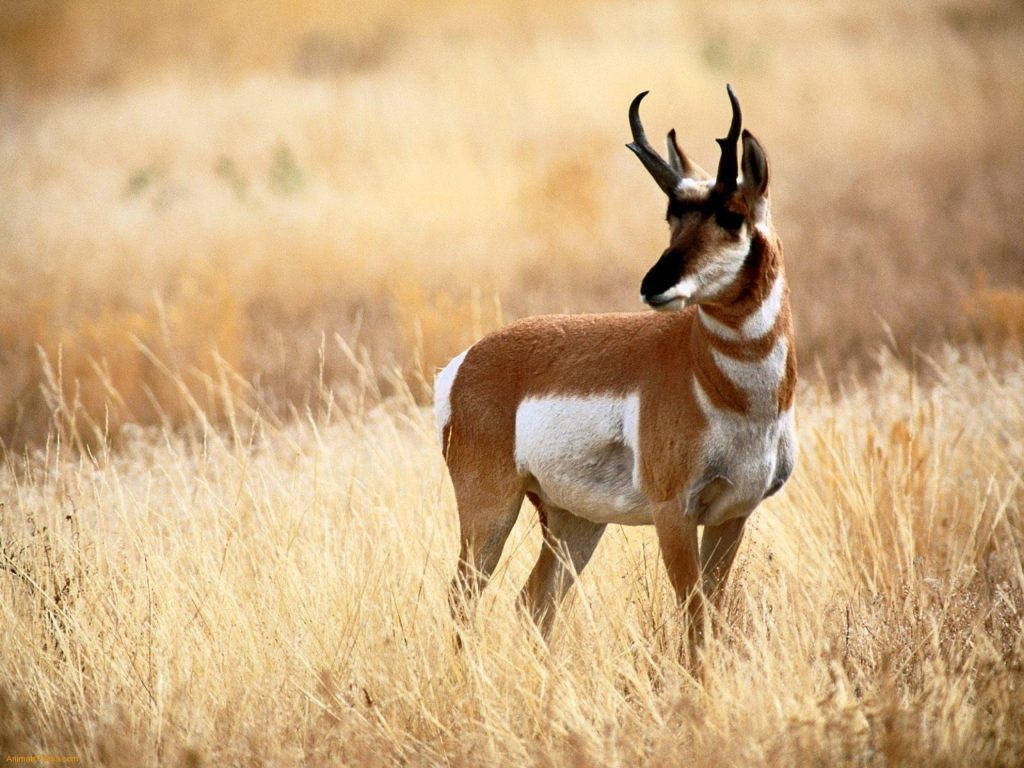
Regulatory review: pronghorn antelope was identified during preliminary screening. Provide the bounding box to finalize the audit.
[435,86,796,640]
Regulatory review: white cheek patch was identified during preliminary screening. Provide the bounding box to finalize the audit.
[697,237,751,299]
[434,348,468,447]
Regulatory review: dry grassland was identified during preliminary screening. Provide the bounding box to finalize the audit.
[1,0,1024,765]
[2,348,1023,765]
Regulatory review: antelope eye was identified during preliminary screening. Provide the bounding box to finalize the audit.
[715,209,745,230]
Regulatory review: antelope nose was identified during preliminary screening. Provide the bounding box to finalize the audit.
[640,249,682,302]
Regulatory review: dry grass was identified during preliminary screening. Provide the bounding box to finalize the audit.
[2,1,1024,765]
[1,346,1023,766]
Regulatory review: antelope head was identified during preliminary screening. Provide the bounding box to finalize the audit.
[628,85,771,311]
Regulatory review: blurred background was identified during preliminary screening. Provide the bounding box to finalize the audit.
[1,0,1022,448]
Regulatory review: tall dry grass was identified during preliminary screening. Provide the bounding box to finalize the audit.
[1,346,1022,765]
[2,0,1023,446]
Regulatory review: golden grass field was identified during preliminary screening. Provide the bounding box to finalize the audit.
[1,0,1023,765]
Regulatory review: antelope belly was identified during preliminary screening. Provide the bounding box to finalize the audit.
[513,394,652,525]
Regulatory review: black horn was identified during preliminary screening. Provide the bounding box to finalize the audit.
[713,84,743,197]
[627,91,682,197]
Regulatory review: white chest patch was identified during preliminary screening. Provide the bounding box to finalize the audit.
[514,393,651,525]
[692,377,797,525]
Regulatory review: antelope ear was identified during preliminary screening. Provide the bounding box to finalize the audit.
[740,129,769,200]
[666,129,710,180]
[666,129,684,173]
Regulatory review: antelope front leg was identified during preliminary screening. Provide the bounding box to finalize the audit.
[652,501,703,643]
[699,517,746,607]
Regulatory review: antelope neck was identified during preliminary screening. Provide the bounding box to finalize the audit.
[698,228,783,333]
[686,235,792,416]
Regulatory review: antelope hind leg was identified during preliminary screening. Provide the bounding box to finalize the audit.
[519,497,606,640]
[448,480,525,630]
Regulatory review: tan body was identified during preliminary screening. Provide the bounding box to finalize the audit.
[437,87,797,640]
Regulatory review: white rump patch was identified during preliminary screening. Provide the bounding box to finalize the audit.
[514,393,650,525]
[434,348,468,447]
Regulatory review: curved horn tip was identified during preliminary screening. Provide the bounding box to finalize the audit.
[720,83,742,143]
[725,85,741,112]
[630,91,650,111]
[726,83,741,108]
